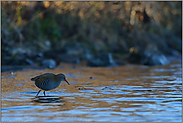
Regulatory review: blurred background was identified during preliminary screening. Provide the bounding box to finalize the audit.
[1,1,182,71]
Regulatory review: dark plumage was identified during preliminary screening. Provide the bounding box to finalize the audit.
[31,73,70,96]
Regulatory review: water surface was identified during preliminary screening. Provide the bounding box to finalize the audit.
[1,61,182,122]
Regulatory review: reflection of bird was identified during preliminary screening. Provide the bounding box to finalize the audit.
[31,73,70,96]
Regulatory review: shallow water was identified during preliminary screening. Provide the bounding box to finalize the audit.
[1,61,182,122]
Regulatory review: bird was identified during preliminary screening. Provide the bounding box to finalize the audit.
[31,73,70,96]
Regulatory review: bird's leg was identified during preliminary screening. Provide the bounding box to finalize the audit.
[36,90,41,97]
[43,91,46,96]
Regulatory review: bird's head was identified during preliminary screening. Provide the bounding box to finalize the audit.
[58,73,70,85]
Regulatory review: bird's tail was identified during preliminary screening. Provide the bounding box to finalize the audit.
[31,77,37,81]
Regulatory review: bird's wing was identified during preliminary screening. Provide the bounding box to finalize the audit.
[32,75,49,86]
[31,73,52,81]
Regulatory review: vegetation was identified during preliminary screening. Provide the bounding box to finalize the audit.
[1,1,182,66]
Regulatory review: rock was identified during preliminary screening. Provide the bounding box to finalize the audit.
[128,45,169,66]
[1,56,13,65]
[128,47,146,64]
[87,52,119,67]
[115,61,125,66]
[87,58,108,67]
[25,59,34,65]
[108,53,118,67]
[80,49,94,61]
[143,44,169,65]
[63,44,85,56]
[57,54,80,64]
[42,59,56,69]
